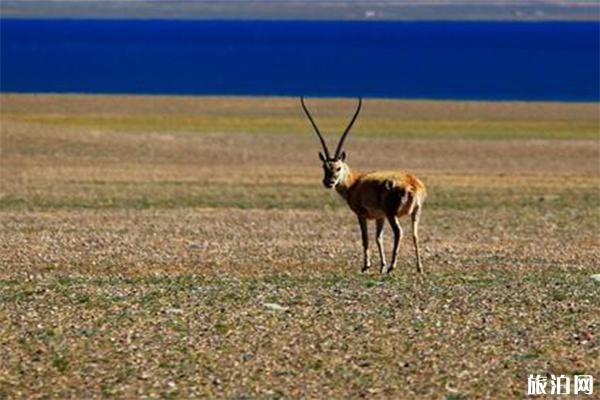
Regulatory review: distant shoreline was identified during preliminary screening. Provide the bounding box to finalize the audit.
[1,0,599,22]
[1,92,598,105]
[1,17,598,24]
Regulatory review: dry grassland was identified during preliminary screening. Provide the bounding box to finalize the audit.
[0,94,599,399]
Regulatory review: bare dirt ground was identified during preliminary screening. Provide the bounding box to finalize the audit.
[0,94,598,399]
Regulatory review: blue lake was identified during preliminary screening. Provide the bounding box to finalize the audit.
[1,19,598,101]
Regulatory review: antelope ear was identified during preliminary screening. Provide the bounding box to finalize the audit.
[339,151,346,161]
[318,152,326,162]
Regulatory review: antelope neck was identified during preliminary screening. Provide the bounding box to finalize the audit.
[335,165,360,198]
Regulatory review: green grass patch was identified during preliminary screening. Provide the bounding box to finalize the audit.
[1,269,597,397]
[2,181,598,212]
[5,113,598,140]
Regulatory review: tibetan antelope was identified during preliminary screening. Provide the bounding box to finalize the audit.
[301,97,426,274]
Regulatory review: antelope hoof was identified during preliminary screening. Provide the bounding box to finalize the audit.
[381,265,394,275]
[361,264,370,273]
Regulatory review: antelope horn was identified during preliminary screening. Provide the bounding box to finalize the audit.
[301,96,331,159]
[334,97,362,158]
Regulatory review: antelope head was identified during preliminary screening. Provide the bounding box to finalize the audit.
[301,97,362,189]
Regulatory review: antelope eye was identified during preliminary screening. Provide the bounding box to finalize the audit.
[336,167,341,172]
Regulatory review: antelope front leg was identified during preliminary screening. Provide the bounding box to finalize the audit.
[383,214,403,274]
[375,218,386,272]
[358,215,371,272]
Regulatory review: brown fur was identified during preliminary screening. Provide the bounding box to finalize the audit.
[338,170,427,220]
